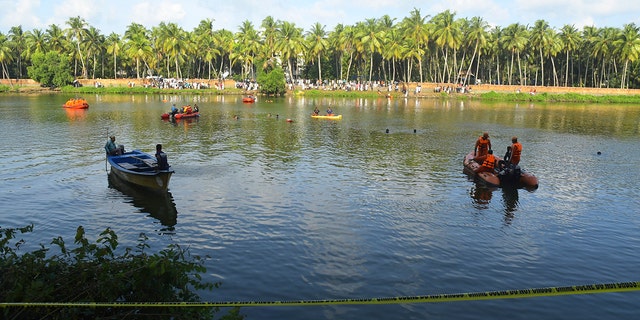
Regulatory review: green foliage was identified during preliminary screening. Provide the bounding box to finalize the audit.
[26,52,74,88]
[0,225,245,320]
[257,67,286,96]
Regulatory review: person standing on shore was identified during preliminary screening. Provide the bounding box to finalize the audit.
[510,136,522,165]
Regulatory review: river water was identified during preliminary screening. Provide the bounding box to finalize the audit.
[1,94,639,319]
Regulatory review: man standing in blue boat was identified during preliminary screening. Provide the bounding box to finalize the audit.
[155,144,170,170]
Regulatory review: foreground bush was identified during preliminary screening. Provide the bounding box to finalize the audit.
[0,225,243,319]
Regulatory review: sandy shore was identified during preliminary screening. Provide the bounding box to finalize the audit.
[2,78,639,96]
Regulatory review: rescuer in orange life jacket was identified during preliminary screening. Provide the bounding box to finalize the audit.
[474,132,492,162]
[510,136,522,166]
[475,149,497,174]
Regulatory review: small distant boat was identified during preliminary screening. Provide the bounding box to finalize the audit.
[243,95,256,103]
[63,98,89,109]
[311,114,342,120]
[107,150,174,192]
[463,151,538,190]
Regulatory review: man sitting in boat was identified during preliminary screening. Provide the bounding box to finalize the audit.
[313,107,320,115]
[105,136,124,156]
[155,144,170,170]
[170,104,179,116]
[326,107,333,115]
[475,149,497,173]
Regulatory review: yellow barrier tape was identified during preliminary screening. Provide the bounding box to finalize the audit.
[1,281,638,308]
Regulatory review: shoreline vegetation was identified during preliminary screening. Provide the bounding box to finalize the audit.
[2,78,640,104]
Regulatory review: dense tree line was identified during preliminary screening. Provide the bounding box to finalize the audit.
[1,8,639,88]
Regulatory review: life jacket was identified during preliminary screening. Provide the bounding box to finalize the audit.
[482,154,496,169]
[477,137,489,150]
[511,142,522,157]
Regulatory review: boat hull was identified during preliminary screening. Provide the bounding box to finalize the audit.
[463,151,538,189]
[63,99,89,109]
[161,112,199,119]
[107,150,174,192]
[311,114,342,120]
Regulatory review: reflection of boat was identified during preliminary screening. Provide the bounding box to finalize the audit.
[63,98,89,109]
[108,173,177,229]
[161,112,199,119]
[469,184,493,205]
[311,114,342,120]
[64,107,87,120]
[107,150,174,192]
[463,151,538,189]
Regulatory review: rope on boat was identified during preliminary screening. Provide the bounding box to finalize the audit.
[1,281,638,308]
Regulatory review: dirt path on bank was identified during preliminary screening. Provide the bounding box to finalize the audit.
[2,78,639,96]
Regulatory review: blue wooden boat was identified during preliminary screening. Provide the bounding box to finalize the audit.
[107,150,174,192]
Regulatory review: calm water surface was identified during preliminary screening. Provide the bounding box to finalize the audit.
[1,94,639,319]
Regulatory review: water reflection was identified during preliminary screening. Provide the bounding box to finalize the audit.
[469,184,494,207]
[64,108,87,121]
[469,184,521,223]
[501,187,520,223]
[107,173,178,233]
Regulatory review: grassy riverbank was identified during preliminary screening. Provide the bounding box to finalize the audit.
[2,78,640,104]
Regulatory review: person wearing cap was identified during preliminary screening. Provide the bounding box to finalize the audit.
[105,136,124,156]
[474,132,492,161]
[510,136,522,165]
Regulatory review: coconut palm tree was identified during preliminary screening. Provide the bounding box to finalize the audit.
[193,19,219,79]
[613,23,640,89]
[431,10,462,83]
[106,33,122,79]
[236,20,261,80]
[45,24,67,53]
[463,16,489,85]
[261,16,279,61]
[0,32,14,80]
[125,33,152,79]
[275,21,305,82]
[8,26,27,78]
[215,29,235,78]
[66,16,88,78]
[400,8,430,83]
[25,29,47,58]
[500,23,528,85]
[306,22,329,83]
[356,18,385,83]
[559,24,581,86]
[156,22,190,79]
[83,26,104,78]
[327,24,345,80]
